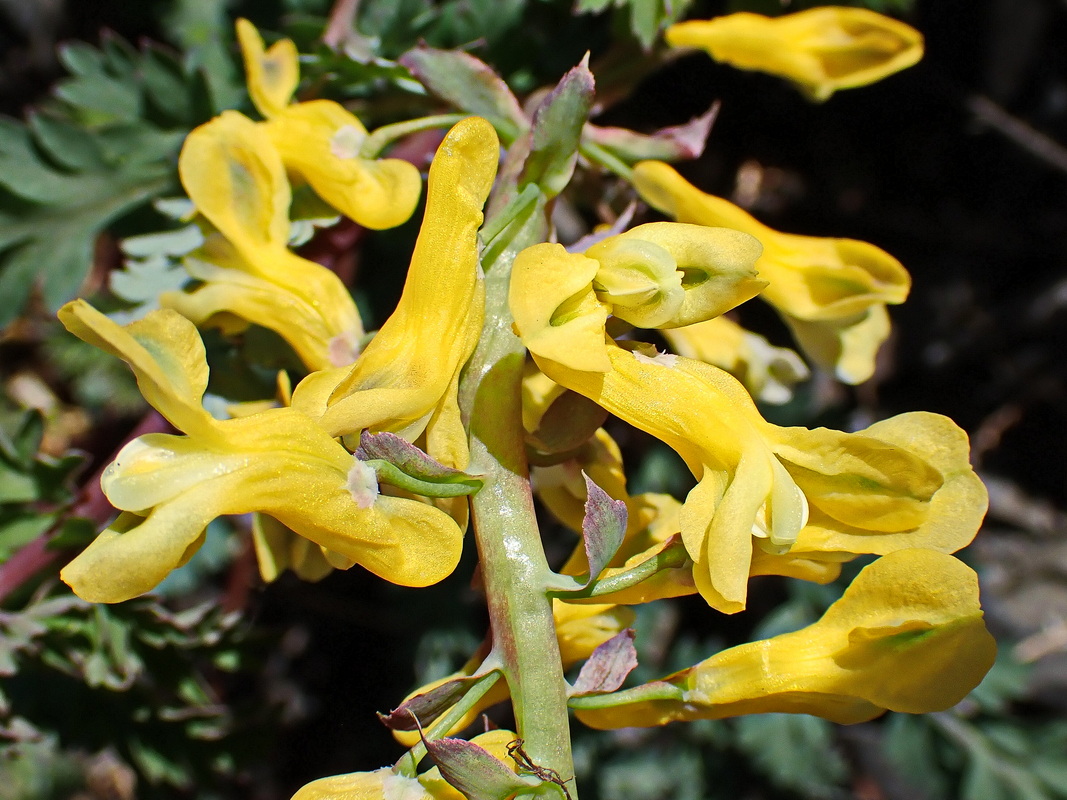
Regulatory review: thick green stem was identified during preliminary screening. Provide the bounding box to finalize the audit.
[459,195,577,793]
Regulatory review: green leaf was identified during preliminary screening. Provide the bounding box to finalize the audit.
[398,46,528,143]
[885,714,952,800]
[521,58,595,197]
[0,33,241,328]
[576,0,619,12]
[0,512,56,560]
[0,142,175,326]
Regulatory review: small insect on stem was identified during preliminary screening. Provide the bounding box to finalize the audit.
[506,738,574,800]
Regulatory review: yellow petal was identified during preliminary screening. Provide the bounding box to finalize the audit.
[266,100,422,230]
[60,504,215,604]
[235,18,299,118]
[162,248,363,371]
[667,8,923,101]
[176,112,364,370]
[180,111,291,255]
[291,767,428,800]
[252,514,335,583]
[576,550,995,729]
[783,304,889,384]
[510,243,610,371]
[317,117,499,439]
[58,301,216,439]
[785,411,987,557]
[553,599,635,668]
[769,420,944,533]
[594,222,765,328]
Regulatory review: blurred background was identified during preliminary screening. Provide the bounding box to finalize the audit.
[0,0,1065,798]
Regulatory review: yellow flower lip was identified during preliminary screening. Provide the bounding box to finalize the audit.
[575,549,996,729]
[667,7,924,101]
[56,301,464,603]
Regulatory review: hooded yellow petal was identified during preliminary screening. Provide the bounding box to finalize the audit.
[180,111,291,255]
[575,550,995,729]
[235,18,299,118]
[176,112,364,370]
[510,223,763,373]
[510,243,611,371]
[265,100,422,230]
[769,420,944,533]
[58,301,216,439]
[58,307,463,602]
[591,222,765,328]
[667,8,923,101]
[783,411,987,557]
[315,117,499,439]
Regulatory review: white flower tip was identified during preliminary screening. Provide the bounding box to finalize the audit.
[632,344,679,367]
[328,329,363,367]
[330,125,366,160]
[347,458,379,509]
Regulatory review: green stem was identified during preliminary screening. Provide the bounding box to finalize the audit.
[547,539,691,600]
[459,191,578,794]
[360,114,469,159]
[578,140,634,182]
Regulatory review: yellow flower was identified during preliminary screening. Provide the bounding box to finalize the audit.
[236,19,421,229]
[520,313,984,612]
[530,338,809,614]
[667,7,923,101]
[574,549,996,729]
[509,222,763,373]
[633,160,910,383]
[662,315,809,404]
[293,116,499,474]
[164,110,364,370]
[57,301,463,603]
[291,731,521,800]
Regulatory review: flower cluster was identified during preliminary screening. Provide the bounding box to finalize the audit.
[55,9,994,799]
